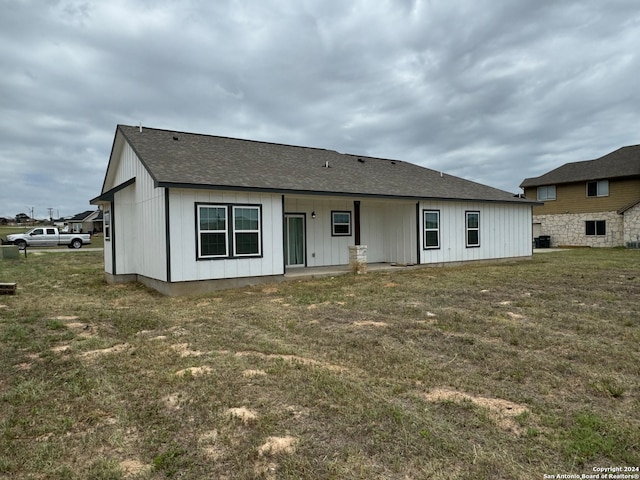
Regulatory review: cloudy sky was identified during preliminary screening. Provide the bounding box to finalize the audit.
[1,0,639,219]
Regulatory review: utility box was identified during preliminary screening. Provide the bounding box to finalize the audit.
[0,245,20,260]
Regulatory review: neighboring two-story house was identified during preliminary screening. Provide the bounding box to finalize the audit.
[520,145,640,247]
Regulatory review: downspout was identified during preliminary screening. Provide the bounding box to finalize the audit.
[354,200,361,246]
[415,202,421,265]
[165,188,171,282]
[110,201,117,275]
[282,195,286,273]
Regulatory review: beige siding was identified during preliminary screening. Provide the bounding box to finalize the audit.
[525,178,640,215]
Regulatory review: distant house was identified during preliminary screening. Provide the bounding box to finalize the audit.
[520,145,640,247]
[91,125,536,295]
[68,210,103,234]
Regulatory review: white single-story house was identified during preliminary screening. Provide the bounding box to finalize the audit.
[91,125,537,295]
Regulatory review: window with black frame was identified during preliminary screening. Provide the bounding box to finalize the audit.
[466,211,480,247]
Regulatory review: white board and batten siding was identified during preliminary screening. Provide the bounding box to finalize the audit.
[419,201,532,264]
[284,196,418,266]
[105,142,167,281]
[168,189,284,282]
[285,196,355,267]
[375,201,418,265]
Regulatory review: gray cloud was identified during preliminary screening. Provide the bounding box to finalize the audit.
[1,0,639,218]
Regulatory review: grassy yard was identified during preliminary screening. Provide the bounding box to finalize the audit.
[0,249,638,479]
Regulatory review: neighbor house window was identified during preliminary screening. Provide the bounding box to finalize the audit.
[537,185,556,201]
[466,211,480,247]
[586,180,609,197]
[197,204,262,259]
[104,209,111,241]
[423,210,440,249]
[331,211,351,236]
[585,220,606,236]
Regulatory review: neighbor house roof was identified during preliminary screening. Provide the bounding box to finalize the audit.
[520,145,640,188]
[97,125,535,204]
[68,210,97,222]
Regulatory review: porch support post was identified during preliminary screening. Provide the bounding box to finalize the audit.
[354,200,361,245]
[350,200,366,274]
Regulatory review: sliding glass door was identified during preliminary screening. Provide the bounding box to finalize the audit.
[284,214,305,267]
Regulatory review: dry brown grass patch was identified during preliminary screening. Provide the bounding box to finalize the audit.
[171,342,204,357]
[227,407,259,424]
[423,388,530,435]
[81,343,131,357]
[174,365,213,377]
[234,350,348,372]
[257,435,298,456]
[352,320,388,327]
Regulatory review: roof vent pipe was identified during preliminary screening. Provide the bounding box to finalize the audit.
[325,161,330,168]
[139,122,142,133]
[440,171,443,178]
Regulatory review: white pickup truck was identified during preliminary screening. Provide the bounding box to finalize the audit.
[1,227,91,249]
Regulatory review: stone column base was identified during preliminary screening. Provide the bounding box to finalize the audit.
[349,245,367,274]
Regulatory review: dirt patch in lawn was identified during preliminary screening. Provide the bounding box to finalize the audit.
[227,407,258,424]
[120,459,152,478]
[54,317,97,338]
[171,343,204,357]
[162,392,187,411]
[175,365,213,377]
[352,320,388,327]
[258,435,298,456]
[234,350,348,372]
[50,344,71,353]
[423,388,529,435]
[81,343,131,357]
[243,369,267,377]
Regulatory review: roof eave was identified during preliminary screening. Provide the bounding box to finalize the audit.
[157,181,539,205]
[90,178,136,204]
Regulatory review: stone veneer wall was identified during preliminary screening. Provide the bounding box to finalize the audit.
[623,203,640,245]
[533,211,624,247]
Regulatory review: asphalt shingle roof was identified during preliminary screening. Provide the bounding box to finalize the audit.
[115,125,532,204]
[68,210,96,221]
[520,145,640,188]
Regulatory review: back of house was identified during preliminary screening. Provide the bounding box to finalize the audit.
[92,124,536,295]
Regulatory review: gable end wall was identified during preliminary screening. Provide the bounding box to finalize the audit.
[108,142,167,281]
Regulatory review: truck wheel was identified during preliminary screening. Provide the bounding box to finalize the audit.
[71,239,83,249]
[16,240,27,250]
